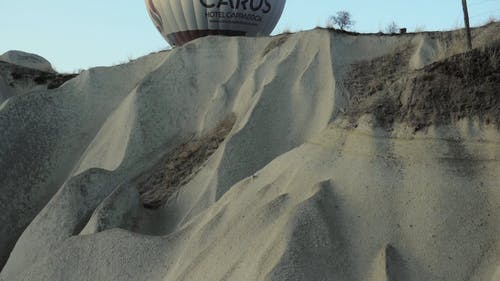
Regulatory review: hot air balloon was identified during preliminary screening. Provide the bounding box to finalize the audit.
[145,0,286,47]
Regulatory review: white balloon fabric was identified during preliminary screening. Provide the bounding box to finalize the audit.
[145,0,286,46]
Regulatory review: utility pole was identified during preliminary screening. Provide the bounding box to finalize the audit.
[462,0,472,50]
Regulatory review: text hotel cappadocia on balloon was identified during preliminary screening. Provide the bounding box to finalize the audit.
[205,11,263,25]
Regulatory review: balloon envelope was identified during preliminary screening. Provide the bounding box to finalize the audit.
[145,0,286,46]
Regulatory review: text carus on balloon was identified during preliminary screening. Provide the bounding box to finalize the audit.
[200,0,272,14]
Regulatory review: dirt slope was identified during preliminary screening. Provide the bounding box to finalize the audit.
[0,23,499,281]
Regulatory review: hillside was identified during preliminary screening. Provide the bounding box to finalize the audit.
[0,23,499,281]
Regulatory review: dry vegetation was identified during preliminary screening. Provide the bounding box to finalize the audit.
[345,42,500,130]
[136,114,236,209]
[0,61,77,89]
[262,34,290,56]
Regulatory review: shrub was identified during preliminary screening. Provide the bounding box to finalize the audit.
[385,21,399,34]
[329,11,354,31]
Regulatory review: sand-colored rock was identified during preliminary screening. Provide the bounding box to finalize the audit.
[0,59,77,104]
[0,23,499,281]
[0,51,54,73]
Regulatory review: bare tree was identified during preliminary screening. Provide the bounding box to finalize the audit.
[462,0,472,50]
[385,21,399,33]
[329,11,354,31]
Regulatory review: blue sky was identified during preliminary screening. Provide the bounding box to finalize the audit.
[1,0,498,72]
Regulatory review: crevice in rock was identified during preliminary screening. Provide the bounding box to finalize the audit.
[136,114,236,209]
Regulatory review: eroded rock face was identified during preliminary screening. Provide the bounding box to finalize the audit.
[137,114,236,209]
[0,75,9,103]
[1,23,500,281]
[0,50,55,73]
[344,43,500,130]
[0,60,78,104]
